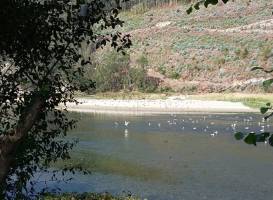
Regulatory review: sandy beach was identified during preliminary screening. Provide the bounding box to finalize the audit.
[63,97,257,114]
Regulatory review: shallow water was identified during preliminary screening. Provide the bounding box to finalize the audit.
[36,112,273,200]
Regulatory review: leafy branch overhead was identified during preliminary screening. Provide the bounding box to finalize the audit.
[234,65,273,146]
[0,0,131,198]
[187,0,230,14]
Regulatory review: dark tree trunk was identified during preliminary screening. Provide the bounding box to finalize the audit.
[0,95,44,185]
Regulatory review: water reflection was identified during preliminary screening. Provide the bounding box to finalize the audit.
[38,112,273,200]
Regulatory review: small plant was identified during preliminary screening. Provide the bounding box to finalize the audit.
[235,47,249,59]
[215,57,226,65]
[136,53,149,68]
[157,64,167,75]
[159,86,174,93]
[167,71,180,79]
[260,45,272,61]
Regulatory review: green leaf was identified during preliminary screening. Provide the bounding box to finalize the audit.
[251,67,263,71]
[204,0,218,7]
[234,132,244,140]
[256,132,270,142]
[263,79,273,89]
[194,2,200,10]
[244,133,257,146]
[266,102,271,106]
[186,6,193,14]
[269,135,273,146]
[260,107,269,114]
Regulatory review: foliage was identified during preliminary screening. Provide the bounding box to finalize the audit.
[86,50,158,93]
[260,45,273,61]
[136,54,149,68]
[42,192,139,200]
[0,0,131,199]
[235,66,273,146]
[187,0,230,14]
[92,51,131,92]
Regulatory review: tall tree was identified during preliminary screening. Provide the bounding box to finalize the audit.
[0,0,131,198]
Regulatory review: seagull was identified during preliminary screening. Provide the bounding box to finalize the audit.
[148,122,151,126]
[158,123,161,127]
[210,131,218,137]
[124,121,130,127]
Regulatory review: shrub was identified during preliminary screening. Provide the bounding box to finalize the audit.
[157,64,167,75]
[136,54,149,68]
[92,51,131,92]
[260,45,272,61]
[83,50,159,93]
[129,67,160,92]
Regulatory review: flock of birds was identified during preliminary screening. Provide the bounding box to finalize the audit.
[113,114,272,140]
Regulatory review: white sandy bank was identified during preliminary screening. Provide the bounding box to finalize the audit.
[63,98,256,114]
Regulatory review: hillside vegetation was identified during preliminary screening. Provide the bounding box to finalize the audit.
[83,0,273,94]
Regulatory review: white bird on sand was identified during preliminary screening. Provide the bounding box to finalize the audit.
[210,131,218,137]
[210,133,216,137]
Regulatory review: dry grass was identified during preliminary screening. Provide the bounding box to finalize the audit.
[189,93,273,108]
[76,91,170,100]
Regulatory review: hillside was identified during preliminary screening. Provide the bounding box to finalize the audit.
[116,0,273,93]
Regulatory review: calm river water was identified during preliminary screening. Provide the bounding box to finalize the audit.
[37,112,273,200]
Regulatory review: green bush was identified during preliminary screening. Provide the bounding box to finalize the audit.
[157,64,167,75]
[92,51,131,92]
[129,67,159,92]
[260,45,272,61]
[167,71,180,79]
[136,54,149,68]
[83,50,158,93]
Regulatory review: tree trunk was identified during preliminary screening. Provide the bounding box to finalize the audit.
[0,95,44,185]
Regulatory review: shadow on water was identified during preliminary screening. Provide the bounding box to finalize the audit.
[54,150,169,183]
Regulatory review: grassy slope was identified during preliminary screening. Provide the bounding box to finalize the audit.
[189,93,273,108]
[78,1,273,108]
[116,0,273,93]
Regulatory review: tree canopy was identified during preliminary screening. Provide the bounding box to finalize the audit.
[0,0,131,199]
